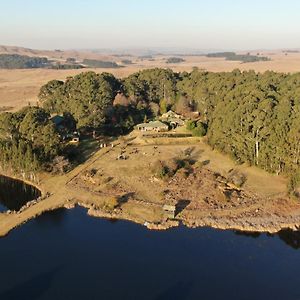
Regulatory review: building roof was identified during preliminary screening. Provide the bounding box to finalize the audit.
[51,115,65,126]
[137,121,168,128]
[161,110,182,119]
[168,118,185,125]
[163,204,176,212]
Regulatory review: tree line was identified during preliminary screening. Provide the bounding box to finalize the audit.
[0,54,85,70]
[82,59,121,68]
[207,52,270,63]
[0,54,49,69]
[166,57,185,64]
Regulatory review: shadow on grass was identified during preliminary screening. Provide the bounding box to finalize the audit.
[116,192,135,208]
[175,200,191,217]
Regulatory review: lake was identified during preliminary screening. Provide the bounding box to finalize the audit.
[1,206,300,300]
[0,175,41,212]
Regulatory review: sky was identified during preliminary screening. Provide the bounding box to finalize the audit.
[1,0,300,51]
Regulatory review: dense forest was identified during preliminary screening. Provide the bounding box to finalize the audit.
[207,52,270,63]
[0,54,49,69]
[0,54,85,69]
[1,68,300,192]
[0,107,61,176]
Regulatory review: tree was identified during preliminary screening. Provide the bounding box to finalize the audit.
[38,80,64,112]
[113,93,130,107]
[159,98,168,114]
[175,95,192,115]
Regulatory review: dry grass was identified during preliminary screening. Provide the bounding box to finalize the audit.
[72,133,287,200]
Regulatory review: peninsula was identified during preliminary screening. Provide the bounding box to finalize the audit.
[0,68,300,236]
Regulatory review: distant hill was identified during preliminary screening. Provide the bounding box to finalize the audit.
[0,45,128,69]
[0,45,41,56]
[0,45,123,63]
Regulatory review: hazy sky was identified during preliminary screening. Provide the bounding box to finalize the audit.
[1,0,300,50]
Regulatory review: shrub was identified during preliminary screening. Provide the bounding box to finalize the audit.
[186,120,196,131]
[51,156,71,174]
[152,160,170,179]
[152,159,178,179]
[152,157,193,179]
[227,169,247,187]
[192,123,207,137]
[186,120,207,137]
[288,171,300,197]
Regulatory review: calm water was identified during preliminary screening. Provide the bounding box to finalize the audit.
[1,207,300,300]
[0,175,41,212]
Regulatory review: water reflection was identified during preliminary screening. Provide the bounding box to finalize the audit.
[235,229,300,250]
[34,208,67,226]
[277,230,300,250]
[234,231,261,238]
[0,175,41,212]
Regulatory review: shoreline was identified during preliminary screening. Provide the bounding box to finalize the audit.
[85,202,300,234]
[1,195,300,238]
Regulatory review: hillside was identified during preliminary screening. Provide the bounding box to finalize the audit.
[0,45,121,62]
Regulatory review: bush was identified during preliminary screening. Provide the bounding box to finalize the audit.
[152,160,177,179]
[186,120,207,137]
[152,157,193,179]
[50,156,71,174]
[186,120,196,131]
[227,169,247,187]
[192,122,207,137]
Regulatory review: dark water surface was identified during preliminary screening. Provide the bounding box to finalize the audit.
[0,175,41,212]
[1,207,300,300]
